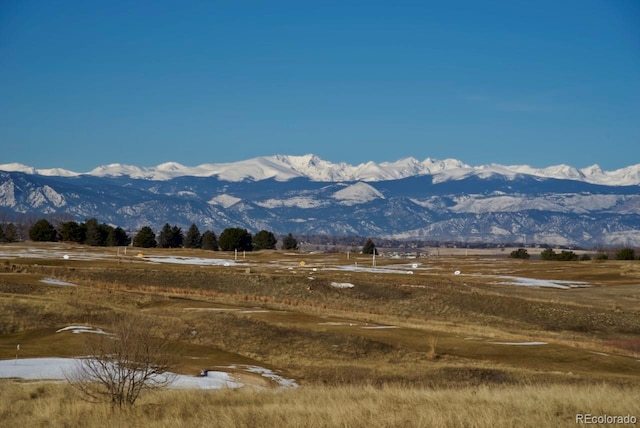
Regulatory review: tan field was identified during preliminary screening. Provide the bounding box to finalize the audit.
[0,242,639,427]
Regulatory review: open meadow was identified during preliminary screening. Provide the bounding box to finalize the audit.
[0,242,639,427]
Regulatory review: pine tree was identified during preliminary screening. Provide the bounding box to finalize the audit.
[107,226,130,247]
[171,225,183,248]
[219,228,252,251]
[29,219,57,242]
[157,224,183,248]
[184,224,202,249]
[253,230,277,250]
[133,226,157,248]
[282,233,298,250]
[361,238,378,255]
[58,221,85,243]
[201,231,219,251]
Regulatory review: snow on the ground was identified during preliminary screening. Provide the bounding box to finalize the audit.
[0,357,75,380]
[56,326,109,335]
[0,358,297,389]
[318,322,357,326]
[494,276,590,289]
[488,341,548,346]
[325,265,417,275]
[144,256,241,266]
[0,248,112,261]
[330,282,355,288]
[169,370,243,389]
[361,325,399,329]
[40,278,77,287]
[239,365,298,388]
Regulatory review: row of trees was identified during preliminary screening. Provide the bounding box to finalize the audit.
[133,225,299,251]
[510,247,639,261]
[26,218,299,251]
[30,218,130,246]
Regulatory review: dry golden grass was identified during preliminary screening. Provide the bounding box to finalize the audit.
[1,380,638,428]
[1,242,639,426]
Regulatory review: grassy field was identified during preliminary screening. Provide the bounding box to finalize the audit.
[0,242,639,426]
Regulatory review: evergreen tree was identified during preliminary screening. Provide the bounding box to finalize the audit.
[85,218,110,246]
[282,233,298,250]
[29,219,57,242]
[253,230,277,250]
[171,225,183,248]
[184,224,202,249]
[218,228,253,251]
[107,226,130,247]
[201,230,219,251]
[361,238,378,255]
[58,221,86,243]
[158,223,183,248]
[158,223,173,248]
[133,226,157,248]
[0,225,5,242]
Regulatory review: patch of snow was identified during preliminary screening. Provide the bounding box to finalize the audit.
[0,357,76,380]
[325,265,418,275]
[40,278,77,286]
[488,341,548,346]
[169,370,243,389]
[56,326,108,335]
[361,325,399,329]
[0,358,297,390]
[332,182,384,205]
[242,365,299,388]
[255,197,325,209]
[330,282,355,288]
[144,256,240,266]
[318,322,357,326]
[494,276,590,289]
[208,194,241,208]
[0,181,17,207]
[42,185,66,207]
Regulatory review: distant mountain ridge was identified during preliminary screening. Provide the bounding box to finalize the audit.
[2,154,640,186]
[1,155,639,247]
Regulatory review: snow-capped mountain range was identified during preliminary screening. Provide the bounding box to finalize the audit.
[2,154,640,186]
[1,154,639,247]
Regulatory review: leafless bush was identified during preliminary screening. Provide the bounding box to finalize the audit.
[66,315,177,408]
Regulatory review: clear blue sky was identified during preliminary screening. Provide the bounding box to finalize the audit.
[1,0,639,172]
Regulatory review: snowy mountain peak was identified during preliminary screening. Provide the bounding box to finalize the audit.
[1,155,639,186]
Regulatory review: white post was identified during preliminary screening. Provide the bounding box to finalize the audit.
[372,252,376,267]
[15,344,20,365]
[235,249,238,260]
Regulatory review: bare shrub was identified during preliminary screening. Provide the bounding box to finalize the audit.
[66,315,177,408]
